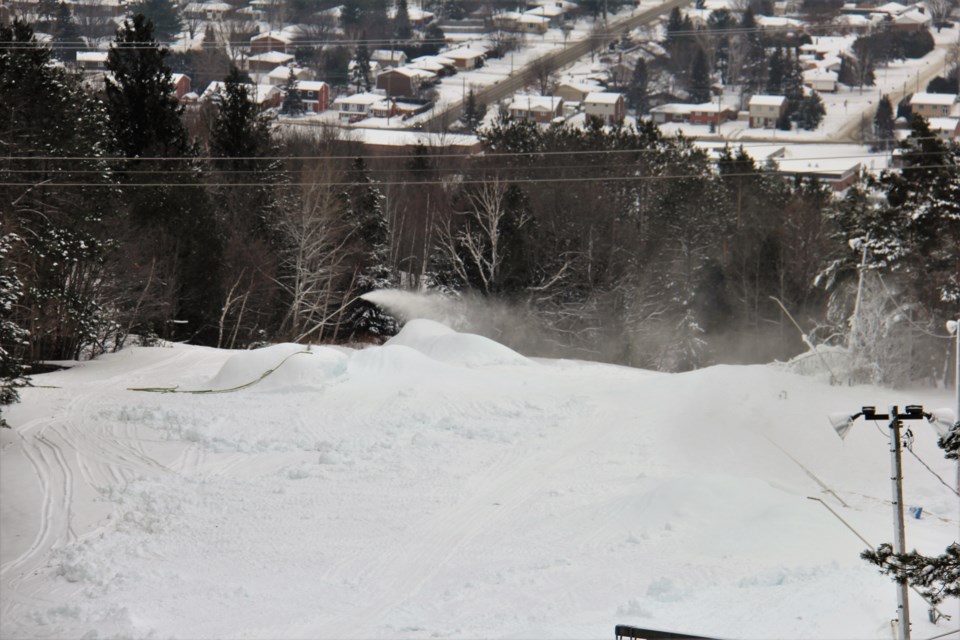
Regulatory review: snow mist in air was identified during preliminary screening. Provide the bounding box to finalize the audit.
[361,289,548,356]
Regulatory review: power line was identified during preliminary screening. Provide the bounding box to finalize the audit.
[0,149,939,175]
[1,136,947,162]
[2,163,957,187]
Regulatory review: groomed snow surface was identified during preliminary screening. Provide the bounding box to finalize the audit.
[1,319,957,639]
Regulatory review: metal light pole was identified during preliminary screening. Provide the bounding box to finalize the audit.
[948,319,959,494]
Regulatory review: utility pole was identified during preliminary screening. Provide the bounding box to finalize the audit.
[828,405,945,640]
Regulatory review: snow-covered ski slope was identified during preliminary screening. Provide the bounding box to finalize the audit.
[1,320,957,639]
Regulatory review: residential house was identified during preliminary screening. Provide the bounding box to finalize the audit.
[201,81,282,110]
[508,95,564,123]
[555,81,600,102]
[892,7,932,31]
[928,117,960,140]
[517,14,550,34]
[251,30,294,54]
[184,2,233,21]
[749,95,787,128]
[687,102,737,126]
[492,12,521,30]
[910,92,958,118]
[409,55,457,76]
[170,73,191,99]
[802,68,838,93]
[287,80,330,113]
[267,64,314,86]
[369,99,432,119]
[376,67,436,98]
[247,51,294,74]
[524,4,565,26]
[371,50,408,69]
[334,92,386,121]
[76,51,108,72]
[583,92,625,124]
[443,48,486,70]
[649,103,695,123]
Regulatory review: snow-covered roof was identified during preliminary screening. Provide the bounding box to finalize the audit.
[893,9,931,24]
[803,69,838,81]
[910,92,958,106]
[525,4,565,17]
[252,30,293,43]
[248,51,294,65]
[928,116,959,131]
[334,92,386,107]
[584,92,623,105]
[408,59,447,73]
[76,51,108,63]
[379,66,434,79]
[171,72,188,84]
[756,16,803,28]
[202,81,280,105]
[518,13,551,24]
[412,55,456,67]
[749,95,787,107]
[874,1,908,14]
[371,50,407,63]
[295,80,328,92]
[444,48,486,61]
[268,65,311,81]
[509,95,563,111]
[687,102,734,113]
[650,103,696,114]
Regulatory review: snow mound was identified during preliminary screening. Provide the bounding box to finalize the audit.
[347,344,457,380]
[386,319,531,367]
[205,344,347,391]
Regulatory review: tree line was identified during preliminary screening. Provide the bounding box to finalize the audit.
[2,15,959,423]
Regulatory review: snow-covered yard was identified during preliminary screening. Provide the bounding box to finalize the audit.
[1,316,957,638]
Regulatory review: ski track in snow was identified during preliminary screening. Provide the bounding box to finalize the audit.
[1,323,957,639]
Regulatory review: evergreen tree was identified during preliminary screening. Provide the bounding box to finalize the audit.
[689,48,711,103]
[0,233,29,426]
[794,91,825,130]
[460,89,487,132]
[873,94,895,150]
[766,47,784,95]
[394,0,411,40]
[340,158,398,338]
[739,7,766,95]
[105,14,188,158]
[129,0,182,41]
[1,20,118,362]
[351,42,372,92]
[862,544,959,606]
[52,2,80,46]
[782,48,804,104]
[105,15,223,343]
[626,57,649,115]
[281,68,306,115]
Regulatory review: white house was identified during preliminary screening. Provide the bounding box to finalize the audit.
[802,68,838,93]
[910,92,959,119]
[583,92,625,124]
[508,95,564,122]
[333,92,386,121]
[749,95,787,128]
[267,65,314,86]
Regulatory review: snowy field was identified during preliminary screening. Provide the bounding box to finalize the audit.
[1,319,957,639]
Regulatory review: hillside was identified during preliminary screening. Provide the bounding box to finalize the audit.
[1,320,957,638]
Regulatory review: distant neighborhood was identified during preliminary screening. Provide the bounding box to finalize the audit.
[2,0,959,184]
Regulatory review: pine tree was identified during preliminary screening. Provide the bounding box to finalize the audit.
[105,14,189,159]
[129,0,182,41]
[626,57,649,115]
[689,48,711,103]
[281,68,306,115]
[0,233,29,426]
[873,95,895,150]
[340,157,398,338]
[460,89,487,132]
[766,47,784,95]
[739,8,766,96]
[211,67,272,161]
[1,20,120,362]
[794,92,825,130]
[52,1,80,47]
[783,48,804,104]
[351,42,372,92]
[106,15,224,343]
[394,0,411,40]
